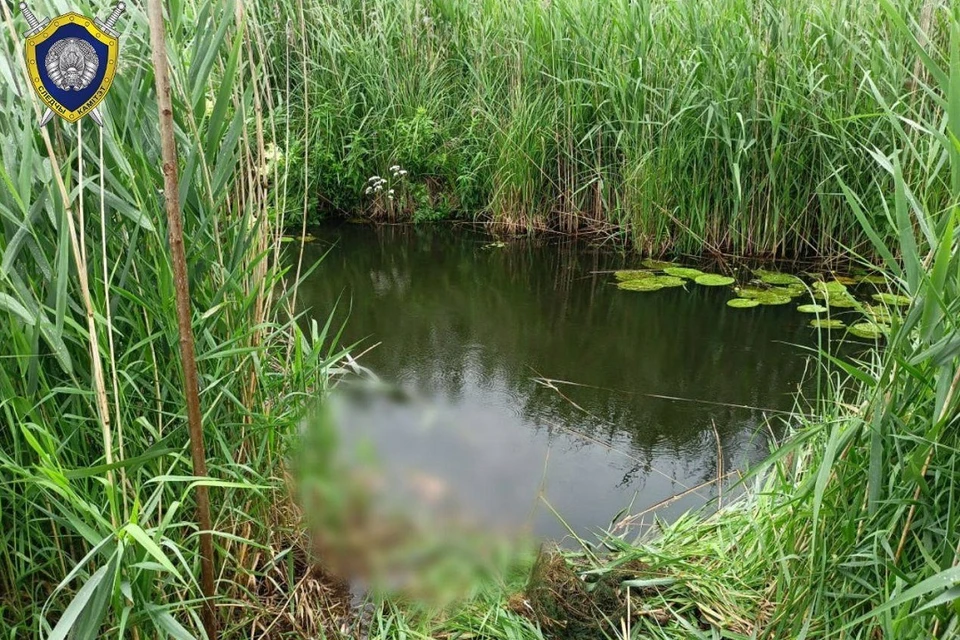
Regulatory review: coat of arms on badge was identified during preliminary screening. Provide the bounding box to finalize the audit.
[18,1,126,127]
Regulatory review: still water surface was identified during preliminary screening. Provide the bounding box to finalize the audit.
[297,224,816,541]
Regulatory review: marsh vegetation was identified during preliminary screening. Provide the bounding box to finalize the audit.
[0,0,958,638]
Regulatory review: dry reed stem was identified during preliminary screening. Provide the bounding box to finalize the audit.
[145,0,219,635]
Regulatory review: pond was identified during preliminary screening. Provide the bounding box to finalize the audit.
[295,224,818,542]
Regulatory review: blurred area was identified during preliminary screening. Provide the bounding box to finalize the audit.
[293,399,526,618]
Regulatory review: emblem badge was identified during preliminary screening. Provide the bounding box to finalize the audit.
[19,2,126,126]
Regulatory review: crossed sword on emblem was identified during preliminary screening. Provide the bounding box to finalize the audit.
[18,1,126,127]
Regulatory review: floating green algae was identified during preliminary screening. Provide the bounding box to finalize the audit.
[848,322,890,339]
[695,274,735,286]
[617,275,686,292]
[727,298,760,308]
[663,266,704,279]
[871,292,911,307]
[797,304,829,314]
[809,318,845,329]
[755,269,803,286]
[641,258,676,270]
[614,270,655,282]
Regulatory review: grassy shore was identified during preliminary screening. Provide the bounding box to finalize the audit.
[274,0,950,258]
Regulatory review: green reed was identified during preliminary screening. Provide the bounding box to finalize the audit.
[0,0,348,637]
[270,0,951,258]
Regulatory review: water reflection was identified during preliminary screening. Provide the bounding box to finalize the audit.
[296,224,815,540]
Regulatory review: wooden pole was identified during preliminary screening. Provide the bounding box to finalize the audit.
[144,0,218,637]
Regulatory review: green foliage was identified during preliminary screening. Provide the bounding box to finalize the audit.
[694,274,735,286]
[0,1,347,637]
[265,0,949,258]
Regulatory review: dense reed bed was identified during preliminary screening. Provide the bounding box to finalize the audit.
[272,0,950,258]
[2,0,958,637]
[0,0,348,637]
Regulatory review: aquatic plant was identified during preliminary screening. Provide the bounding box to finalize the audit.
[617,275,686,292]
[808,318,846,329]
[820,294,860,309]
[694,274,735,286]
[641,259,676,270]
[755,270,804,286]
[769,284,807,298]
[847,322,890,339]
[871,292,912,306]
[617,279,666,292]
[614,269,656,281]
[797,304,829,314]
[726,298,760,309]
[664,266,704,279]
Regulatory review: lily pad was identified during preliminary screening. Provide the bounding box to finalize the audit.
[735,286,768,299]
[809,318,845,329]
[727,298,760,308]
[754,292,792,306]
[797,304,829,314]
[652,275,687,288]
[617,275,686,292]
[642,258,676,270]
[865,305,892,323]
[859,274,886,285]
[617,279,664,292]
[695,274,735,286]
[832,275,858,285]
[614,270,655,282]
[871,292,911,307]
[755,269,803,286]
[769,284,806,298]
[813,280,848,296]
[848,322,890,339]
[663,266,704,279]
[823,295,859,309]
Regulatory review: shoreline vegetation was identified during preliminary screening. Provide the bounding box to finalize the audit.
[275,0,951,260]
[0,1,957,640]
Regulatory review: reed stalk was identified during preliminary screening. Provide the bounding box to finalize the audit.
[145,0,218,636]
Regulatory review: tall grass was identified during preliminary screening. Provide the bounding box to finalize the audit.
[0,0,348,637]
[272,0,951,258]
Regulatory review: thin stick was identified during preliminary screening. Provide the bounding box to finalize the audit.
[99,124,128,518]
[78,120,120,529]
[145,0,218,636]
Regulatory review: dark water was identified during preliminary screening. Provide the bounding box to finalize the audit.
[296,224,816,541]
